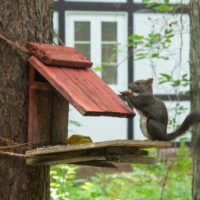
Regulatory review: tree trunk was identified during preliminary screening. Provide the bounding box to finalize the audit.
[190,1,200,199]
[0,1,53,199]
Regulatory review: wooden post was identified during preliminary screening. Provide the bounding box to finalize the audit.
[28,66,68,144]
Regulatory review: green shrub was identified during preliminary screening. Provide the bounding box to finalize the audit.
[50,140,192,200]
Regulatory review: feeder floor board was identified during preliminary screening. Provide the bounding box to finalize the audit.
[26,140,171,167]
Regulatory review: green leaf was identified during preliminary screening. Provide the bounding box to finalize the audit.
[172,80,181,87]
[69,120,81,127]
[151,53,159,58]
[129,34,144,40]
[135,55,147,61]
[145,43,152,48]
[182,73,188,79]
[154,4,174,12]
[93,67,103,72]
[146,2,157,8]
[167,34,175,38]
[165,29,173,34]
[159,80,168,84]
[165,39,171,43]
[160,73,172,80]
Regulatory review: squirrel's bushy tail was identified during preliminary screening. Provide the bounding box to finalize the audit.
[167,112,200,141]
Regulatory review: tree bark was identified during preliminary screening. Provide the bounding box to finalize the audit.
[190,1,200,200]
[0,1,53,199]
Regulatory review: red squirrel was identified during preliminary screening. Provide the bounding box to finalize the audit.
[121,78,200,141]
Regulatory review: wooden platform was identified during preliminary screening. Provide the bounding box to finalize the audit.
[26,140,171,167]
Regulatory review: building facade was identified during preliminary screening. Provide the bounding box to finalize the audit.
[54,0,190,142]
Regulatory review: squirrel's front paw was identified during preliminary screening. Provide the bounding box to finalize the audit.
[120,89,133,97]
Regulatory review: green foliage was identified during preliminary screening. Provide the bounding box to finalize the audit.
[50,142,192,200]
[129,18,178,61]
[173,138,192,172]
[159,73,190,95]
[69,120,81,127]
[50,165,80,200]
[141,0,174,12]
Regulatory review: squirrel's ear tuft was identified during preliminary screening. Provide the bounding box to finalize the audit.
[146,78,153,84]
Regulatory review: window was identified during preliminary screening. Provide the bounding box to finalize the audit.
[65,12,128,92]
[101,22,118,84]
[74,21,91,59]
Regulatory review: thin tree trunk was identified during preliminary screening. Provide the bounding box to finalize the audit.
[0,1,53,199]
[190,1,200,199]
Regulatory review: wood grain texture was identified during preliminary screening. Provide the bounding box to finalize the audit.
[28,56,135,117]
[190,1,200,199]
[25,140,164,166]
[27,42,93,68]
[28,67,69,144]
[26,140,171,156]
[26,140,167,167]
[26,155,156,166]
[0,1,53,199]
[26,155,106,166]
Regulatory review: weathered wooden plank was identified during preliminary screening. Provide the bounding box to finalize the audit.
[29,82,54,92]
[26,140,171,156]
[26,149,146,160]
[106,154,156,164]
[28,56,135,117]
[27,42,93,68]
[61,68,111,112]
[51,92,69,144]
[51,67,103,113]
[73,161,117,168]
[62,68,133,114]
[26,155,106,166]
[28,65,69,144]
[78,68,133,113]
[26,153,156,166]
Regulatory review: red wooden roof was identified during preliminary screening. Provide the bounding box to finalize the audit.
[27,42,93,68]
[27,43,135,118]
[29,56,134,117]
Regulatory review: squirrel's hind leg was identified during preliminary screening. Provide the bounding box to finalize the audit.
[147,119,169,141]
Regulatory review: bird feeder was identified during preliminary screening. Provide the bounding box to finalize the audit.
[26,42,171,167]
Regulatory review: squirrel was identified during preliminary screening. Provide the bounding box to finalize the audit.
[121,78,200,141]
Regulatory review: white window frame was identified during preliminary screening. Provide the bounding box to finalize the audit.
[65,11,128,92]
[53,11,59,44]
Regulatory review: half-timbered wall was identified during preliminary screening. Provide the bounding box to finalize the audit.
[54,0,190,142]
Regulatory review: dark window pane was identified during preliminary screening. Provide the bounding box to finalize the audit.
[102,22,117,41]
[75,22,90,41]
[102,44,117,63]
[75,44,90,59]
[102,65,117,85]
